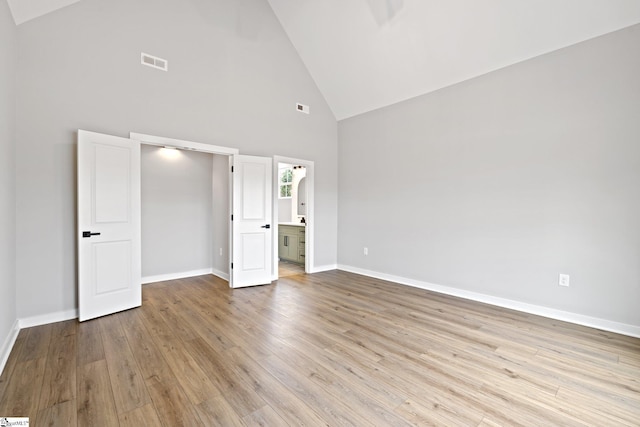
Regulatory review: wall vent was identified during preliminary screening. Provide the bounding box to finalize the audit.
[296,103,310,114]
[141,52,168,71]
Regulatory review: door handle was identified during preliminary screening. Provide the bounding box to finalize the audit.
[82,231,101,238]
[261,224,271,229]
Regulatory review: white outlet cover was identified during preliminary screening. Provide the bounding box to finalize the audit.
[559,274,570,287]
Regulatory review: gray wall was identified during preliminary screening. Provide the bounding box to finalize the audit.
[278,198,292,222]
[15,0,338,320]
[0,0,17,353]
[141,146,213,278]
[211,154,230,277]
[338,24,640,327]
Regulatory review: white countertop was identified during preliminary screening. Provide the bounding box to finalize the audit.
[279,222,306,227]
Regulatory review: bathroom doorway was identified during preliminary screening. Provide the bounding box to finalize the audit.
[273,156,314,279]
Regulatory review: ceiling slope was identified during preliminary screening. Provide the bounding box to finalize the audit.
[7,0,80,25]
[8,0,640,119]
[267,0,640,120]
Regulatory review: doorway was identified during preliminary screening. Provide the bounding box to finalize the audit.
[78,130,280,320]
[273,156,314,279]
[140,145,216,283]
[133,134,314,283]
[131,133,238,284]
[138,145,235,284]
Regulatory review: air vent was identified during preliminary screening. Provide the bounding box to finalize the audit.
[141,52,168,71]
[296,103,310,114]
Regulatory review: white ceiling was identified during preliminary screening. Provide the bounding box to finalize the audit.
[7,0,640,120]
[268,0,640,119]
[7,0,80,25]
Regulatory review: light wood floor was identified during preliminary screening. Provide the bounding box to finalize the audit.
[278,260,305,278]
[1,271,639,426]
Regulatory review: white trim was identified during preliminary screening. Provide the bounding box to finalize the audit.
[211,268,230,282]
[273,156,315,279]
[0,319,20,375]
[228,156,233,288]
[310,264,338,273]
[19,309,78,329]
[142,268,214,284]
[337,264,640,338]
[130,133,239,156]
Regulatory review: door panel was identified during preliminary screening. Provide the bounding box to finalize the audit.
[94,241,131,294]
[78,130,141,321]
[232,155,272,288]
[242,233,267,270]
[94,144,131,223]
[241,162,267,219]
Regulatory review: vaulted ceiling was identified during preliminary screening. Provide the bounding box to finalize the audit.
[6,0,80,26]
[267,0,640,119]
[8,0,640,120]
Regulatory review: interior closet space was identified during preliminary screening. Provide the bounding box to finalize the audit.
[140,145,229,283]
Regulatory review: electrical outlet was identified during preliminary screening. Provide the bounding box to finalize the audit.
[559,274,570,287]
[364,247,368,256]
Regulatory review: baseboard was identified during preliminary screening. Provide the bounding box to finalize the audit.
[0,319,20,375]
[19,308,79,329]
[13,269,220,335]
[337,264,640,338]
[273,263,336,279]
[142,268,214,284]
[310,263,338,273]
[211,268,229,281]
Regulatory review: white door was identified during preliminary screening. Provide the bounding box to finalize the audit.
[231,155,273,288]
[78,130,141,321]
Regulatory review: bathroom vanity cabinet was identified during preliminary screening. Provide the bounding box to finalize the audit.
[278,224,305,264]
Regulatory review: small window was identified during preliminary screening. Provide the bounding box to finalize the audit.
[279,166,293,198]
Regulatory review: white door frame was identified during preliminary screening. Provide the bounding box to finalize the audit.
[130,133,239,156]
[273,155,314,279]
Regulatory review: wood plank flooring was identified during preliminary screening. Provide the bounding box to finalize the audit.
[1,270,639,426]
[279,260,305,278]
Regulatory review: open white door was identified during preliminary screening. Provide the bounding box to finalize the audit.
[231,155,273,288]
[78,130,141,321]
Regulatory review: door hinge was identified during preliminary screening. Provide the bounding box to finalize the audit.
[231,214,233,221]
[231,263,234,269]
[231,166,234,172]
